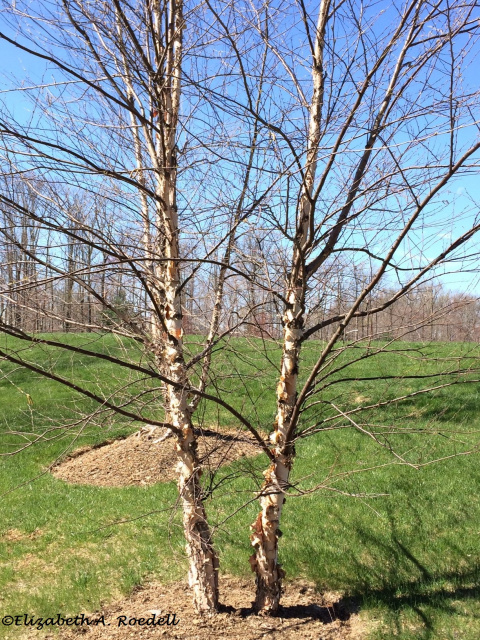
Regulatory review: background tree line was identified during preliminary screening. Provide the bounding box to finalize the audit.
[1,184,477,344]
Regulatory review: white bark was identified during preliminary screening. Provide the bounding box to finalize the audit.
[249,0,330,614]
[160,187,219,611]
[150,0,219,613]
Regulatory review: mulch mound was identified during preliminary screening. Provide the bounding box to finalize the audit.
[57,576,364,640]
[51,428,262,487]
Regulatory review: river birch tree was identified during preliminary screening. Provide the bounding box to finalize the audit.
[1,0,480,618]
[0,0,225,612]
[224,0,480,613]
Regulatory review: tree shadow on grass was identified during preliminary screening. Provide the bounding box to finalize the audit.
[359,576,480,639]
[386,389,479,425]
[319,510,480,639]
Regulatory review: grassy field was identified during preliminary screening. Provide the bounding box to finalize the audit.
[1,333,480,638]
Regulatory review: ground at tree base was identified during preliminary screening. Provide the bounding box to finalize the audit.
[30,576,364,640]
[47,435,366,638]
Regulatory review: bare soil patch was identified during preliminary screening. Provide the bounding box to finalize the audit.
[51,428,261,487]
[1,528,43,542]
[57,576,363,640]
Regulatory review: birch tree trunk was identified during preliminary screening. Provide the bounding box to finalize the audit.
[149,0,219,613]
[156,146,219,612]
[116,0,220,612]
[249,0,330,613]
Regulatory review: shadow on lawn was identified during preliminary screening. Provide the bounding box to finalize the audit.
[359,574,480,639]
[389,389,479,425]
[327,511,480,639]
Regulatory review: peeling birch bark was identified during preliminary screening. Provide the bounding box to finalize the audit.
[146,0,219,613]
[249,285,301,614]
[173,404,219,613]
[162,265,219,613]
[250,0,331,614]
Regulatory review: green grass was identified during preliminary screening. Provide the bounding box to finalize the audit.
[1,333,480,638]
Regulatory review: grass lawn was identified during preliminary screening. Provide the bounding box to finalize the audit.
[1,333,480,638]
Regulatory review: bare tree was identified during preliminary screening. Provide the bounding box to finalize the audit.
[1,0,480,619]
[0,0,247,613]
[206,0,480,613]
[0,0,278,613]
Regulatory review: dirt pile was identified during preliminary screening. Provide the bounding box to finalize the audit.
[51,428,261,487]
